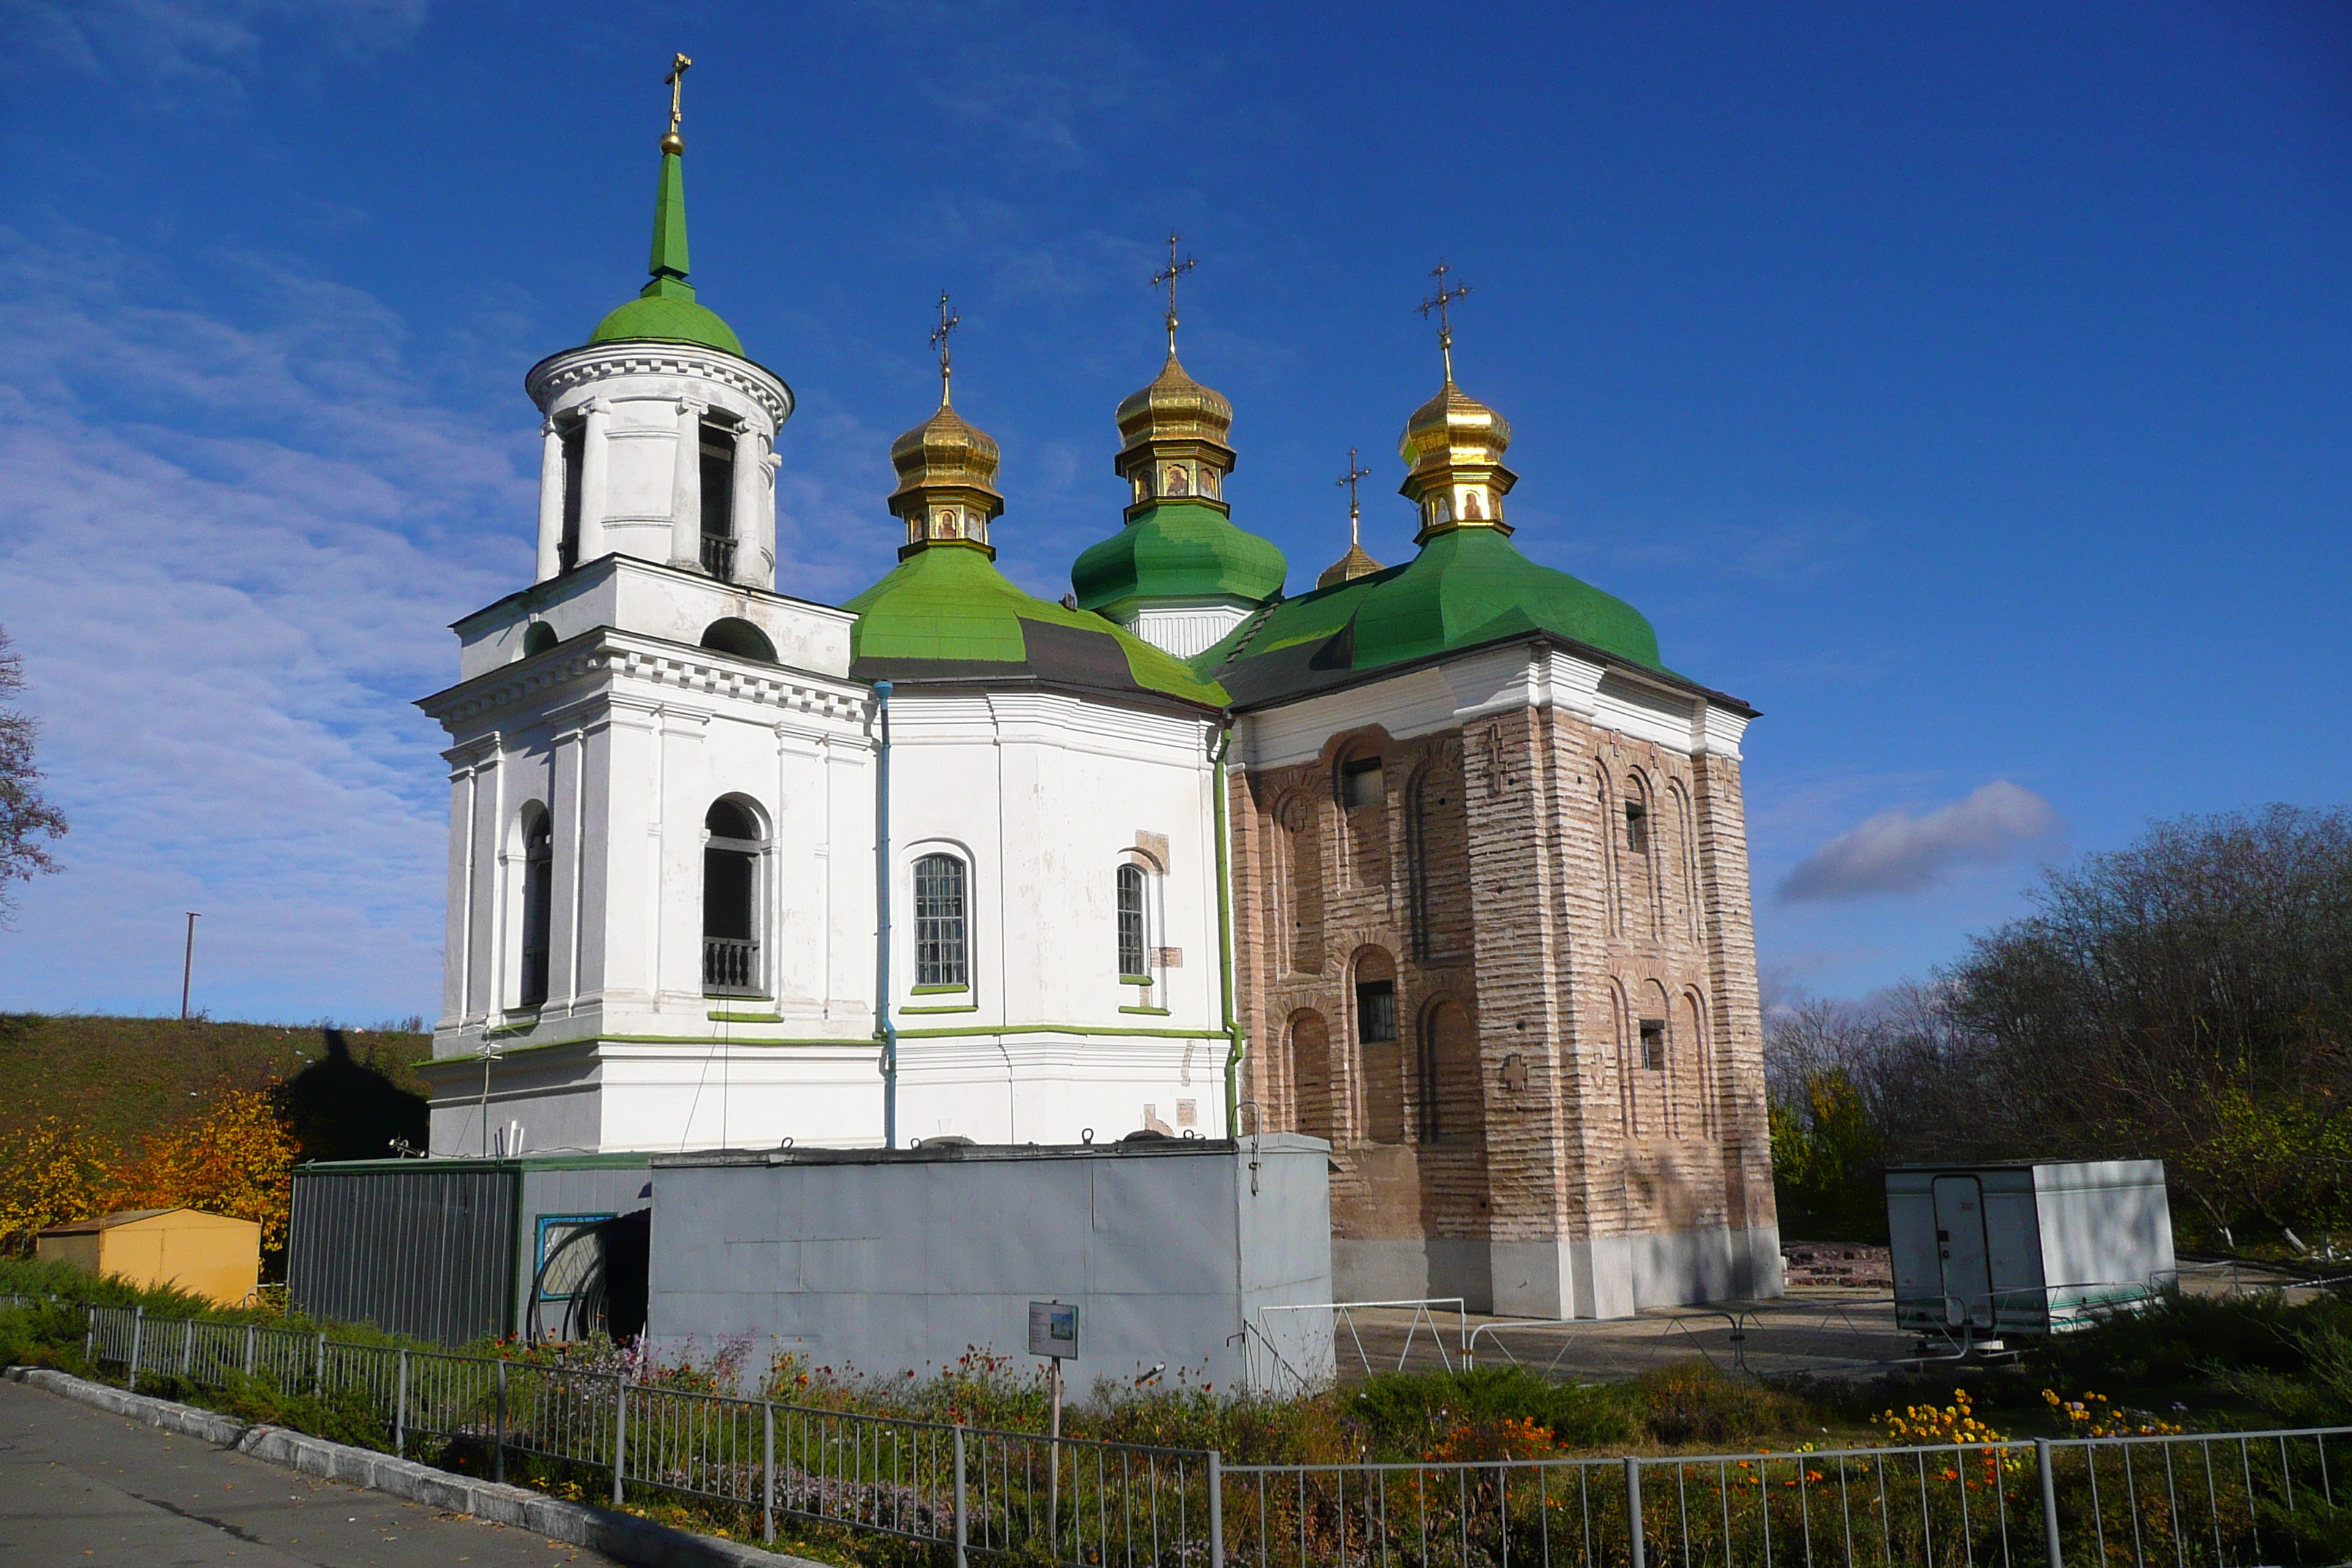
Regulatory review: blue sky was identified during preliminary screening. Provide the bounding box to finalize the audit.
[0,1,2345,1023]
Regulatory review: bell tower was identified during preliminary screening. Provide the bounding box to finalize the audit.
[521,54,793,590]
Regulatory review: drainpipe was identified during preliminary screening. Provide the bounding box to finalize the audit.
[874,681,897,1150]
[1212,712,1246,1138]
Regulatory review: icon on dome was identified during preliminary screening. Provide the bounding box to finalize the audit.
[1164,465,1190,497]
[1463,491,1484,521]
[1200,470,1220,498]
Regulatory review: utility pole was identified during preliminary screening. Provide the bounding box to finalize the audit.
[179,912,200,1022]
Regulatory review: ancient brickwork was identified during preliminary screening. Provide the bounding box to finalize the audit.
[1232,685,1774,1308]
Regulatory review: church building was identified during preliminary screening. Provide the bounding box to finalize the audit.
[414,83,1778,1319]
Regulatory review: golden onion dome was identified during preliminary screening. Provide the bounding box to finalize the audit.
[889,401,1002,507]
[1400,380,1512,475]
[1116,353,1235,451]
[1316,540,1385,590]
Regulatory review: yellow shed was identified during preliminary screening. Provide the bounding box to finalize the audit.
[37,1208,263,1308]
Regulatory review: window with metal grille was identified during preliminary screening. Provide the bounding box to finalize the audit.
[1640,1018,1666,1071]
[1116,864,1147,979]
[1625,799,1649,853]
[914,853,969,988]
[1357,979,1397,1044]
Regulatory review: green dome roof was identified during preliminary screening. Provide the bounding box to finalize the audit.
[585,146,745,357]
[1194,527,1665,704]
[846,544,1227,709]
[1071,500,1287,615]
[590,287,745,355]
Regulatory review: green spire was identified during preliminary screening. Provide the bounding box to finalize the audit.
[646,148,691,292]
[588,139,746,356]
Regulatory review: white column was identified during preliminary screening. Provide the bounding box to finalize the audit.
[535,418,565,583]
[578,399,612,564]
[671,399,706,568]
[731,426,765,587]
[760,448,783,588]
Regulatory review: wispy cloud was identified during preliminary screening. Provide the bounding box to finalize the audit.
[0,223,522,1018]
[1,0,426,102]
[1778,780,2064,903]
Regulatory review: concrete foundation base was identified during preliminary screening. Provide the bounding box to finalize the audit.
[1336,1226,1783,1320]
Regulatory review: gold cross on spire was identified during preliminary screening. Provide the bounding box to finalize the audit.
[1337,448,1373,546]
[1417,260,1472,382]
[930,290,960,407]
[661,53,692,154]
[1151,232,1198,356]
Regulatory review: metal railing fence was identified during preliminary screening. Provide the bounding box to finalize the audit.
[74,1302,1221,1564]
[20,1296,2348,1567]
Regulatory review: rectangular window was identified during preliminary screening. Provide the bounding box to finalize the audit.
[1357,979,1398,1044]
[534,1213,613,1303]
[1115,864,1147,979]
[914,853,969,989]
[1342,758,1384,810]
[699,421,736,575]
[1625,800,1649,853]
[1640,1018,1666,1071]
[559,425,584,570]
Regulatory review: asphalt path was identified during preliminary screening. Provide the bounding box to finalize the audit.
[0,1376,624,1567]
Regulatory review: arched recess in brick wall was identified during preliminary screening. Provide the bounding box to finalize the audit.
[1624,767,1662,940]
[1335,742,1389,892]
[1667,777,1702,943]
[1641,976,1676,1138]
[1608,976,1635,1134]
[1594,763,1624,936]
[1275,794,1323,975]
[1682,985,1716,1139]
[1352,946,1404,1143]
[1287,1009,1335,1144]
[1404,750,1469,962]
[1416,997,1484,1145]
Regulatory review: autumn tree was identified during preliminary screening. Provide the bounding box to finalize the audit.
[0,1116,115,1252]
[116,1087,301,1254]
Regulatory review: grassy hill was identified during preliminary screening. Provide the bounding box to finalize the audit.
[0,1014,432,1166]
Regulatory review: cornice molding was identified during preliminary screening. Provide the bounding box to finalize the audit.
[527,343,792,429]
[420,631,872,735]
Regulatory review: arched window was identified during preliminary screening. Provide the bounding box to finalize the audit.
[913,852,968,989]
[519,806,553,1008]
[698,419,738,576]
[703,798,764,993]
[1356,949,1403,1145]
[522,622,558,658]
[1116,863,1148,979]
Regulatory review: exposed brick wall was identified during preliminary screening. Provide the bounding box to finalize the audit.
[1232,682,1778,1270]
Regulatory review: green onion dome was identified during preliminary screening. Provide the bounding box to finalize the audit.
[1071,353,1286,616]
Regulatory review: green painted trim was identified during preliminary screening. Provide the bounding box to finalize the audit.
[911,984,969,996]
[1117,974,1154,987]
[297,1152,652,1174]
[902,1003,979,1015]
[707,1011,784,1023]
[894,1023,1227,1041]
[1119,1005,1172,1017]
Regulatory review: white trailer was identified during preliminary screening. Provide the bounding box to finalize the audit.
[1885,1161,2174,1336]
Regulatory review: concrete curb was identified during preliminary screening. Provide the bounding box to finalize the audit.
[5,1365,829,1568]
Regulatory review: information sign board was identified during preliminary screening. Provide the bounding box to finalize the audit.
[1028,1300,1078,1360]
